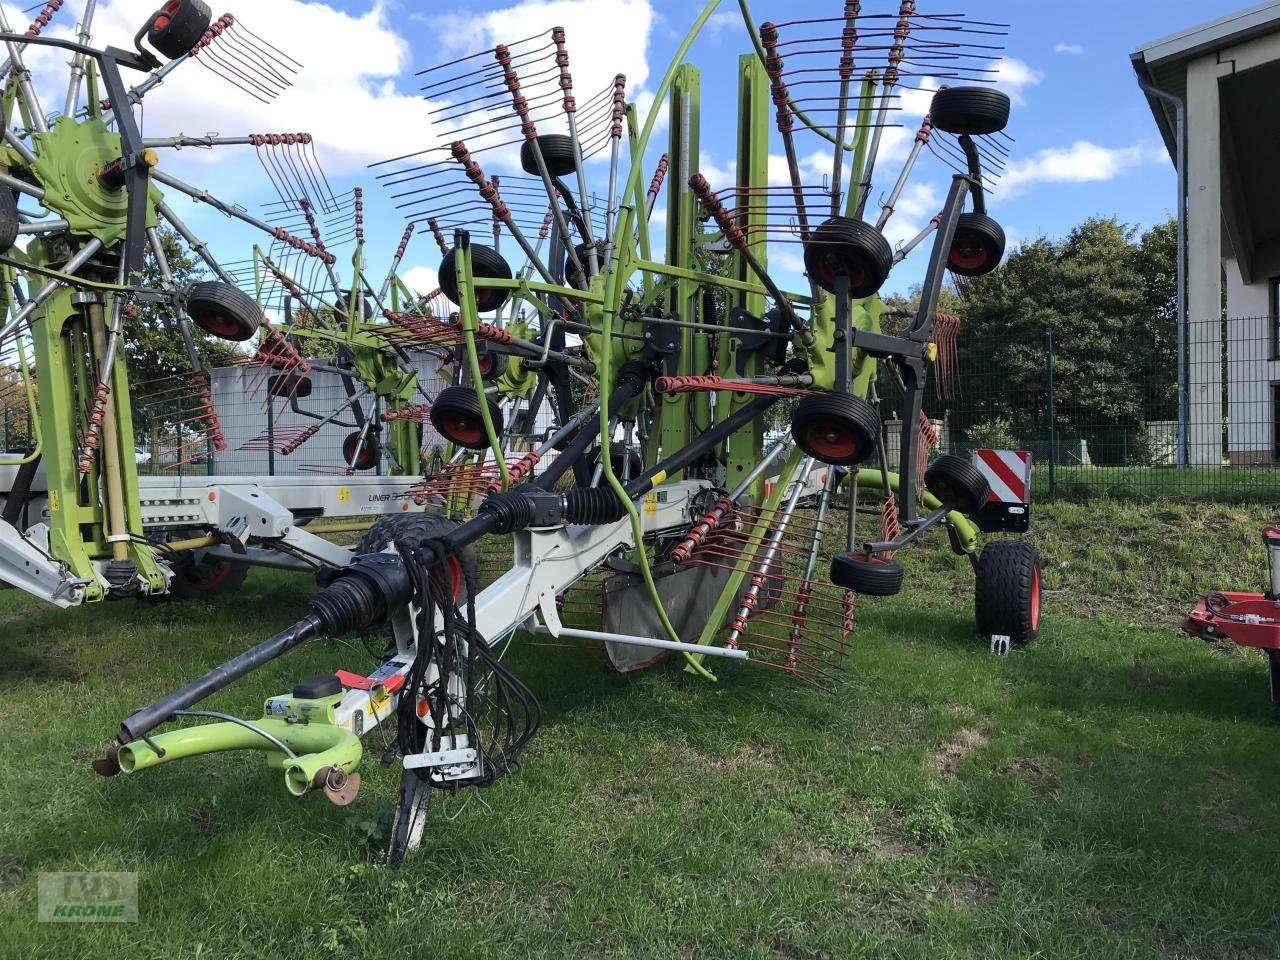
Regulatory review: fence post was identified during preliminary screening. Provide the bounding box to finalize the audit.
[1044,327,1056,498]
[267,395,276,477]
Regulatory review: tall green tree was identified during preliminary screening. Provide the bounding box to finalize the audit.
[952,216,1177,448]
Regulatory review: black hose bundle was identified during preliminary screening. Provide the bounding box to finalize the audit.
[394,539,540,792]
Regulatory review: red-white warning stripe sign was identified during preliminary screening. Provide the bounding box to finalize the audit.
[973,449,1031,504]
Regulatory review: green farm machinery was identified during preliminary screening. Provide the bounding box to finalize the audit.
[0,0,1040,862]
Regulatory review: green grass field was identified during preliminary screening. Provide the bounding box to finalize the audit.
[3,500,1280,958]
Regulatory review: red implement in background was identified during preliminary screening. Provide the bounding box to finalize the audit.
[1183,526,1280,701]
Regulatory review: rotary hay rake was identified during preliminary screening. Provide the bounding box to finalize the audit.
[0,0,1041,864]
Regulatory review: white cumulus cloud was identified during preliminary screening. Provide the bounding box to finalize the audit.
[998,141,1168,199]
[1055,43,1085,55]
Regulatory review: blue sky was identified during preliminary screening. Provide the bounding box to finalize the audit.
[24,0,1258,304]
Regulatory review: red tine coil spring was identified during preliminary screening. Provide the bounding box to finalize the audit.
[451,141,511,225]
[648,155,668,203]
[486,450,541,494]
[395,224,413,260]
[382,403,431,423]
[688,174,746,251]
[428,217,449,256]
[25,0,62,36]
[669,495,735,564]
[280,423,319,455]
[758,23,794,133]
[879,490,900,559]
[494,44,537,141]
[839,2,860,80]
[610,74,627,138]
[551,27,575,113]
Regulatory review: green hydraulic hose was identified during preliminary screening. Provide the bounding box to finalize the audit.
[599,0,723,681]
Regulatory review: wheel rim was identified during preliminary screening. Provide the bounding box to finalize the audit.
[179,558,233,591]
[197,310,239,338]
[443,411,483,446]
[804,421,859,462]
[1030,567,1041,630]
[948,236,990,271]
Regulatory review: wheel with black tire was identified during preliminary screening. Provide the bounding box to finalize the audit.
[791,392,880,466]
[924,454,990,515]
[0,187,17,256]
[476,351,507,382]
[929,86,1011,136]
[974,539,1041,646]
[564,240,605,283]
[166,545,249,600]
[342,431,381,471]
[355,512,478,605]
[387,768,431,866]
[520,134,578,178]
[429,385,504,450]
[184,281,261,341]
[830,554,905,596]
[267,372,312,399]
[803,216,894,298]
[439,244,513,312]
[947,213,1005,277]
[145,0,212,59]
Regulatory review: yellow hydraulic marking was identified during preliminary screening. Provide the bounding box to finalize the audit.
[650,469,668,486]
[924,342,938,362]
[644,493,658,515]
[48,490,59,511]
[337,487,350,503]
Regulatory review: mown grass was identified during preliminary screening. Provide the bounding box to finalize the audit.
[2,500,1280,958]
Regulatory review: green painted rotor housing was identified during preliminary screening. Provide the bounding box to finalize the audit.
[29,116,161,246]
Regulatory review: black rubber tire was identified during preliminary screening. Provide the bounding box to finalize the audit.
[439,244,512,313]
[830,554,905,596]
[167,549,249,600]
[974,539,1041,646]
[929,86,1011,136]
[387,768,431,866]
[924,454,990,515]
[355,512,478,601]
[803,216,894,298]
[430,385,504,450]
[0,187,17,256]
[520,134,578,178]
[184,281,261,342]
[586,445,644,480]
[791,392,880,466]
[342,431,381,471]
[476,351,507,383]
[267,372,312,399]
[947,212,1005,277]
[146,0,212,60]
[564,240,605,283]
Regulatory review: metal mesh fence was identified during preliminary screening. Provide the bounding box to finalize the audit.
[928,316,1280,501]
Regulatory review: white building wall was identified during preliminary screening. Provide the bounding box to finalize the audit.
[208,350,558,476]
[1226,261,1278,463]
